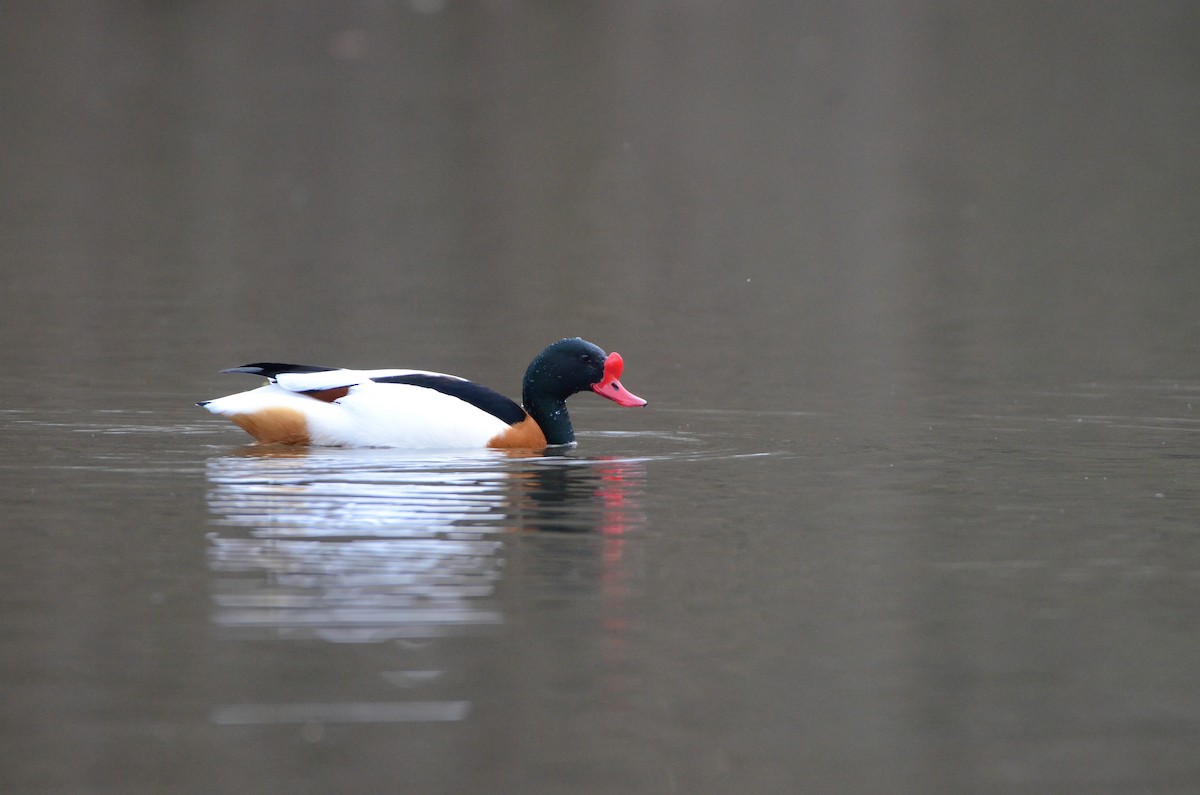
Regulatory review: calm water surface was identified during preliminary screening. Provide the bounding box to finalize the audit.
[3,3,1200,793]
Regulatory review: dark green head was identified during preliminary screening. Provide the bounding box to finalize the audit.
[521,337,647,445]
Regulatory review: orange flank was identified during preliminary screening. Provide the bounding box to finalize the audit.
[487,414,548,449]
[229,407,311,445]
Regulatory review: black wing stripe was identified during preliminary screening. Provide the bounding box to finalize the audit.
[222,362,340,378]
[372,374,526,425]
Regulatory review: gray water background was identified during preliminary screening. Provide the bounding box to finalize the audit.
[3,3,1200,793]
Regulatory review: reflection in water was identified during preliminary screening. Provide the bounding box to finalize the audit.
[204,445,645,723]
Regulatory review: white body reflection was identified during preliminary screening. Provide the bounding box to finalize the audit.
[207,448,522,642]
[205,445,645,725]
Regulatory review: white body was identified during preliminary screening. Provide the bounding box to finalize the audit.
[201,368,514,448]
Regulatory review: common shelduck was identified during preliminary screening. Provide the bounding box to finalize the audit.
[198,337,647,449]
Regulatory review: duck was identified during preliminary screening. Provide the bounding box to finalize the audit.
[198,337,647,449]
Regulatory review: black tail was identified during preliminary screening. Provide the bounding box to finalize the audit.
[221,362,339,378]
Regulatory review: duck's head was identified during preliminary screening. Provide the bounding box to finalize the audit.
[525,337,647,406]
[522,338,647,444]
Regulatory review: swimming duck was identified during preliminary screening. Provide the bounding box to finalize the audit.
[198,337,647,448]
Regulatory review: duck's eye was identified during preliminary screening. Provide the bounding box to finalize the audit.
[580,353,592,364]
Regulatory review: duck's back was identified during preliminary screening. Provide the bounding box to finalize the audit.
[200,365,523,448]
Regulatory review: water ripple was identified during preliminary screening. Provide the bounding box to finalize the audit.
[205,447,648,643]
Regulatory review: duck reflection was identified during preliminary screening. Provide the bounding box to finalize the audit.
[511,456,643,534]
[205,447,645,643]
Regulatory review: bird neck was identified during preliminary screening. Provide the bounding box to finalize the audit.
[523,391,575,446]
[523,369,574,445]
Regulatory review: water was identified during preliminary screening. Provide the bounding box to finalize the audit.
[4,3,1200,793]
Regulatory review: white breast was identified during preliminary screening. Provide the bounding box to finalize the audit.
[309,381,510,448]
